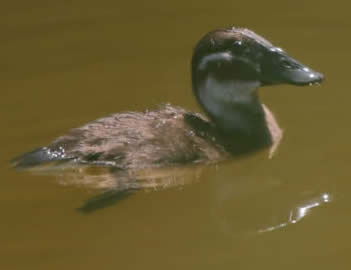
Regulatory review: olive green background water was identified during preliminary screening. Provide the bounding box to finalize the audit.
[2,0,351,269]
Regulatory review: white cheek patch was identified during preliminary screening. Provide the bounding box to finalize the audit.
[198,52,233,71]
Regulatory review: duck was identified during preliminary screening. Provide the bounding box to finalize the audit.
[12,27,324,171]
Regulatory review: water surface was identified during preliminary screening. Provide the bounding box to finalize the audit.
[2,1,351,269]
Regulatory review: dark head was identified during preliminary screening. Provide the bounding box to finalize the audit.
[192,27,323,92]
[191,27,323,130]
[190,27,324,150]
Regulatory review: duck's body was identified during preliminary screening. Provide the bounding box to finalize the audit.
[12,27,323,170]
[14,103,280,169]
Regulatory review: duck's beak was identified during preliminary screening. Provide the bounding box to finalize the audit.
[261,49,324,86]
[274,64,324,86]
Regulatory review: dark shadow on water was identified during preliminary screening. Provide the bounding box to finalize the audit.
[78,189,134,214]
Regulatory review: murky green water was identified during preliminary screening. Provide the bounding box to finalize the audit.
[2,1,351,269]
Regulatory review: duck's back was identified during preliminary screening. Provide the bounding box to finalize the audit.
[13,105,227,170]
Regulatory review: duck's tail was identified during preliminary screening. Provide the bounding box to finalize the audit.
[11,147,72,170]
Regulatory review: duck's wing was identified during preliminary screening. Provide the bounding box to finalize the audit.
[12,105,223,170]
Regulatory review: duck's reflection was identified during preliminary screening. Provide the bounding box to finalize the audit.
[31,160,333,234]
[43,164,207,212]
[211,167,333,236]
[53,164,206,191]
[258,192,332,233]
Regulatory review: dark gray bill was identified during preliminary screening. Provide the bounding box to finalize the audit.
[261,47,324,86]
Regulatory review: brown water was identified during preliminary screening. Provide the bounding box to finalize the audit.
[2,0,351,269]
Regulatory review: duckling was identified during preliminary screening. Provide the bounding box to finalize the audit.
[12,27,324,170]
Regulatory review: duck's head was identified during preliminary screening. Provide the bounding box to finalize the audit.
[191,27,324,99]
[191,27,324,139]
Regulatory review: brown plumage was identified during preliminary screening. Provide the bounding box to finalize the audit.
[12,27,323,171]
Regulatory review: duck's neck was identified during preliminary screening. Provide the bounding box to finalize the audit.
[196,76,272,153]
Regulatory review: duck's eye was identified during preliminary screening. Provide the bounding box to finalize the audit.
[232,41,245,52]
[233,40,242,47]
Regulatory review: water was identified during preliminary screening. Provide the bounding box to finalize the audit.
[2,0,351,269]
